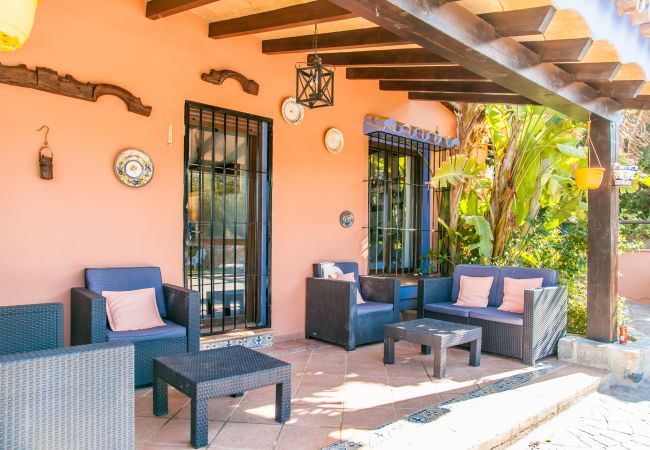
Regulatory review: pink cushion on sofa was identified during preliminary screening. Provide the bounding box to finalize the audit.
[455,275,493,307]
[498,277,544,313]
[328,272,365,304]
[103,287,165,332]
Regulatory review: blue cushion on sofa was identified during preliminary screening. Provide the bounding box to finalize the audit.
[468,307,523,326]
[423,302,475,318]
[86,267,167,317]
[313,262,360,284]
[106,320,185,343]
[357,301,393,315]
[495,266,557,307]
[452,264,500,306]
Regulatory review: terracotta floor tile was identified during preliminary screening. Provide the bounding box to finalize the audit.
[391,392,443,411]
[135,417,169,442]
[229,401,280,425]
[275,424,341,449]
[300,373,346,387]
[285,402,343,428]
[135,392,189,418]
[176,396,242,422]
[293,384,345,406]
[148,418,223,448]
[209,422,281,449]
[342,406,397,429]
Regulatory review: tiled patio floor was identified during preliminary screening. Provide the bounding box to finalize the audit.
[134,339,539,449]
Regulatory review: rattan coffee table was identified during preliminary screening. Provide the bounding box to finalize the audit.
[153,346,291,448]
[384,318,482,378]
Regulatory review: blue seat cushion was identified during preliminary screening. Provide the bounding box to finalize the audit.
[423,302,476,318]
[357,301,393,315]
[86,267,166,317]
[496,266,558,307]
[468,307,523,326]
[106,320,186,343]
[452,264,500,307]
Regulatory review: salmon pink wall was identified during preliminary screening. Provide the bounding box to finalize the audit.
[0,0,456,340]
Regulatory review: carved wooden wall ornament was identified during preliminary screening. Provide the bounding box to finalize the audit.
[0,63,152,116]
[201,69,259,95]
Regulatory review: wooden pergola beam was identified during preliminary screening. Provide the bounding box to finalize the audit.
[380,80,512,93]
[347,66,482,80]
[146,0,218,19]
[589,80,645,98]
[208,1,356,39]
[522,38,593,63]
[557,63,622,83]
[408,91,535,104]
[478,6,556,37]
[613,95,650,109]
[262,27,407,54]
[309,48,449,66]
[327,0,622,121]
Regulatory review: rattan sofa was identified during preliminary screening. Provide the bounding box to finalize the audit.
[306,262,400,351]
[71,266,200,386]
[417,264,567,365]
[0,303,135,450]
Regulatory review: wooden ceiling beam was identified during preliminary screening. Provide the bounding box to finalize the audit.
[208,1,355,39]
[409,92,536,104]
[522,38,593,63]
[308,48,449,66]
[262,27,407,54]
[327,0,621,120]
[380,80,512,93]
[347,66,483,80]
[614,95,650,109]
[146,0,218,20]
[556,63,622,82]
[478,6,556,38]
[589,80,645,98]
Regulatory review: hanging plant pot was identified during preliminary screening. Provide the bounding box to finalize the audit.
[0,0,40,52]
[574,167,605,189]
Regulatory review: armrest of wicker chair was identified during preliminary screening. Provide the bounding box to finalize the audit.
[522,285,568,365]
[306,277,357,350]
[0,303,64,356]
[360,276,400,310]
[0,341,135,450]
[71,287,107,346]
[417,277,453,318]
[163,283,201,352]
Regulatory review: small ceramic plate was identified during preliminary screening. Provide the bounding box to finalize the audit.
[114,149,153,188]
[281,97,305,126]
[339,210,354,228]
[325,128,344,154]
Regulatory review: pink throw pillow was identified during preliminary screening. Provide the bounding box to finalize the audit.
[328,272,365,304]
[103,287,165,332]
[455,275,493,307]
[499,277,544,313]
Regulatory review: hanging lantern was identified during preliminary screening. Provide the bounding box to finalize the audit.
[0,0,40,52]
[295,24,334,108]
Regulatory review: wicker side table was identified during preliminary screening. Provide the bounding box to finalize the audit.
[153,346,291,448]
[384,318,482,378]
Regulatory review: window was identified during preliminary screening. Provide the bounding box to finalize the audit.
[367,131,449,275]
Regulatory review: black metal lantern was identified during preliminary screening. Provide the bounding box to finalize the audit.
[295,25,334,108]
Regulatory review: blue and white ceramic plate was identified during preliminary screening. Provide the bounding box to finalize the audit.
[114,149,153,188]
[339,210,354,228]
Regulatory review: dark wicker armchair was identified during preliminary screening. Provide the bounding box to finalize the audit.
[306,262,400,351]
[71,266,200,386]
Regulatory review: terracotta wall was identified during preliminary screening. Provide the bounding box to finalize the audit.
[619,250,650,302]
[0,0,456,340]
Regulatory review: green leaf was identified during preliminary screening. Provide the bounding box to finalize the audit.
[466,190,479,215]
[430,156,480,188]
[463,215,493,258]
[556,144,587,159]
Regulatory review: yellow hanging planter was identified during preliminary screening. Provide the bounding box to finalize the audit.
[574,167,605,189]
[0,0,40,52]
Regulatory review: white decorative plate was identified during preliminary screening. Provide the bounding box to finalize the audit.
[114,149,153,188]
[325,128,344,154]
[281,97,304,126]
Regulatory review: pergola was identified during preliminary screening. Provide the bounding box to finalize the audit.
[146,0,650,343]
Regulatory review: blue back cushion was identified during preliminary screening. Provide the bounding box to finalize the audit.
[85,267,166,318]
[313,262,360,284]
[452,264,500,306]
[496,266,558,307]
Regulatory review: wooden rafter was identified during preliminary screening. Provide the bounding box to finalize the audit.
[588,80,645,98]
[346,66,482,80]
[380,80,512,93]
[208,1,356,39]
[478,6,556,37]
[408,92,535,104]
[556,63,622,83]
[146,0,218,20]
[327,0,622,120]
[614,95,650,109]
[262,27,407,54]
[309,48,449,66]
[521,38,593,63]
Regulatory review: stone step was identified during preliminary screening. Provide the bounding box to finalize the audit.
[200,328,274,351]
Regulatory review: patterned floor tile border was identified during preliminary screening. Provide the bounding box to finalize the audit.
[322,360,567,450]
[200,333,274,351]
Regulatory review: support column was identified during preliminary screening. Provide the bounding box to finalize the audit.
[587,116,619,343]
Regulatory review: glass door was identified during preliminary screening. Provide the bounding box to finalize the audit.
[184,102,271,336]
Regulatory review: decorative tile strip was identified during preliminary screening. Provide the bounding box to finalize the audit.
[200,333,273,351]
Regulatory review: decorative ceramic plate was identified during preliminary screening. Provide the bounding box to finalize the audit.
[281,97,305,126]
[114,149,153,188]
[339,210,354,228]
[325,128,344,154]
